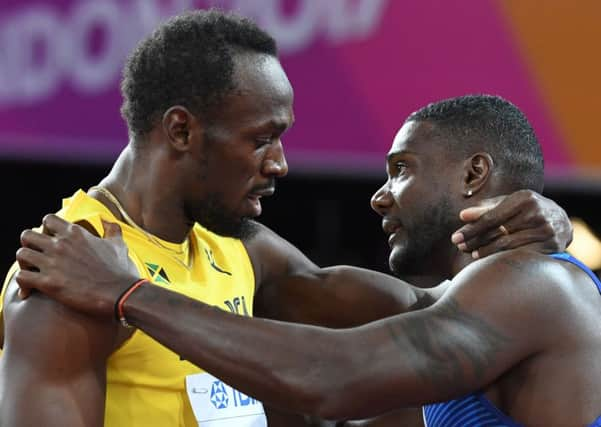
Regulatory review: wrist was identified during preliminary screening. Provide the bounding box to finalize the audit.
[114,278,150,328]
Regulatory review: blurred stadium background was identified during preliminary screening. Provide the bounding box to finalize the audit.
[1,0,599,277]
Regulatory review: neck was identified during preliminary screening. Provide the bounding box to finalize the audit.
[452,251,478,275]
[397,242,477,287]
[399,273,448,288]
[95,144,192,243]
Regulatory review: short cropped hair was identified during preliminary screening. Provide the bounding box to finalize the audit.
[120,9,277,137]
[406,94,544,192]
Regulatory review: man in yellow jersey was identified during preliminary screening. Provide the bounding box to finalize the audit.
[1,10,572,427]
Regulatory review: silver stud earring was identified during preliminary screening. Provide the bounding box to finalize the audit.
[466,189,473,197]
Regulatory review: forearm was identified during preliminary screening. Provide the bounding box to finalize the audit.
[125,283,369,418]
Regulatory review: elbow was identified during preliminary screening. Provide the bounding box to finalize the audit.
[285,343,366,420]
[307,375,380,421]
[256,328,373,420]
[309,387,354,421]
[284,372,354,421]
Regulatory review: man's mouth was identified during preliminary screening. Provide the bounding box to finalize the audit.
[383,219,402,247]
[245,188,275,217]
[250,187,275,198]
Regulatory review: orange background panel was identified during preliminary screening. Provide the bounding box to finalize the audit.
[498,0,601,176]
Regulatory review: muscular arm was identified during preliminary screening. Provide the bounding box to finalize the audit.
[113,250,549,420]
[12,189,571,422]
[0,277,120,427]
[15,189,571,326]
[246,223,437,426]
[246,222,439,326]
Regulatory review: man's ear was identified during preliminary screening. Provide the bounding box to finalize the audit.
[162,106,200,152]
[462,152,494,197]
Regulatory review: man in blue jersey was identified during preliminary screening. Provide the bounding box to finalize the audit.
[11,63,588,427]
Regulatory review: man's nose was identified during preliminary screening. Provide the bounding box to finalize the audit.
[370,182,393,216]
[263,140,288,177]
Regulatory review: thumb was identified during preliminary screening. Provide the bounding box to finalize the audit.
[101,220,123,240]
[461,195,506,222]
[460,205,490,222]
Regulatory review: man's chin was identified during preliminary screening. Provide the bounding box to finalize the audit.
[204,217,257,240]
[388,246,407,275]
[389,248,422,278]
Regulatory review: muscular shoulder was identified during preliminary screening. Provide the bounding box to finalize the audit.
[457,250,587,294]
[2,275,121,362]
[0,273,116,425]
[240,220,299,257]
[454,249,563,292]
[241,221,319,289]
[445,250,591,344]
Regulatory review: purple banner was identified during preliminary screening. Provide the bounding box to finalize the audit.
[0,0,588,179]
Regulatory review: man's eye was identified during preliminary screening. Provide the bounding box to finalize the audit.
[255,137,272,147]
[395,162,407,173]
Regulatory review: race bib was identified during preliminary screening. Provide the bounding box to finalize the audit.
[186,372,267,427]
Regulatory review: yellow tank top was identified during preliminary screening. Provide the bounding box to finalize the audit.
[1,190,256,426]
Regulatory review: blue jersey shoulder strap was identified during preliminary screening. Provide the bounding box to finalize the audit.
[550,252,601,294]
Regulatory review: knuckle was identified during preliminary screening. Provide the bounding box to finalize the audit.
[524,194,542,212]
[15,247,25,258]
[519,189,536,200]
[496,237,510,250]
[540,223,554,237]
[505,190,525,207]
[42,213,54,226]
[513,209,538,226]
[40,275,56,292]
[66,222,76,235]
[457,224,474,238]
[15,248,31,265]
[70,224,84,240]
[14,270,29,288]
[53,237,69,254]
[20,229,32,241]
[532,213,547,226]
